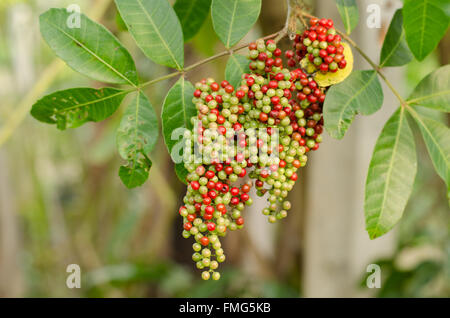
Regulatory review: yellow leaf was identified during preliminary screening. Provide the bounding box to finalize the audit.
[300,42,354,87]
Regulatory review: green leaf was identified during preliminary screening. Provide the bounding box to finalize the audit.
[365,107,417,239]
[403,0,449,61]
[116,92,159,188]
[380,9,414,67]
[175,163,189,185]
[409,110,450,192]
[335,0,359,34]
[323,70,384,139]
[30,87,128,130]
[211,0,262,48]
[174,0,212,42]
[225,54,249,88]
[39,8,138,86]
[115,0,184,70]
[407,64,450,112]
[119,164,152,189]
[161,77,196,181]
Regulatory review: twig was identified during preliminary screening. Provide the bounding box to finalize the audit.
[139,31,284,89]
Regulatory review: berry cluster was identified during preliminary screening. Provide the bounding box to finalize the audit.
[178,19,337,280]
[244,40,324,222]
[290,17,347,74]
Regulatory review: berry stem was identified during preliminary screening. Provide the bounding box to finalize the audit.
[296,9,409,108]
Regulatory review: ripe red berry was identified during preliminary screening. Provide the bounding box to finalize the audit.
[230,197,240,205]
[190,181,200,190]
[205,205,214,215]
[308,31,317,41]
[320,63,329,72]
[240,193,249,202]
[224,166,233,175]
[230,187,239,196]
[200,236,209,246]
[225,85,234,93]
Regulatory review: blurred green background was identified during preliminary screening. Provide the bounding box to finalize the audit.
[0,0,448,298]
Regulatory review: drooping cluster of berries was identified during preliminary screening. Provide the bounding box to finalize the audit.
[178,19,337,280]
[242,40,325,222]
[290,17,347,74]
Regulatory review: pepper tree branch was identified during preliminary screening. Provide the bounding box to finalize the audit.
[139,31,285,90]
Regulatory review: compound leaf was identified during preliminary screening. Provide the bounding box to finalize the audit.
[324,70,383,139]
[225,54,249,88]
[403,0,449,61]
[380,9,414,67]
[40,8,138,86]
[335,0,359,34]
[117,92,159,188]
[174,0,212,42]
[31,87,128,130]
[407,64,450,112]
[115,0,184,70]
[365,107,417,239]
[211,0,262,48]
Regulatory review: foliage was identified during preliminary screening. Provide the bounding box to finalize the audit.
[30,0,449,243]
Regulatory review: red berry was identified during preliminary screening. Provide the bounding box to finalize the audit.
[205,205,214,215]
[224,166,233,175]
[205,170,215,179]
[241,184,251,193]
[200,236,209,246]
[326,45,336,54]
[339,60,347,68]
[240,193,249,202]
[225,85,234,93]
[210,82,219,91]
[230,187,239,196]
[230,197,240,205]
[217,203,226,213]
[190,181,200,190]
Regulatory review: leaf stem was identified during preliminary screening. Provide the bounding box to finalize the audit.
[139,31,284,89]
[297,10,409,107]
